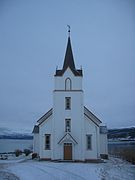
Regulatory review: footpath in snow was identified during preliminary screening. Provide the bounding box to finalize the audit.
[0,156,135,180]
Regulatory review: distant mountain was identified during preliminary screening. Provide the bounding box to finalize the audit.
[108,127,135,140]
[0,127,33,140]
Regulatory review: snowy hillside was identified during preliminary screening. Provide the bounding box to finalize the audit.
[108,127,135,140]
[0,127,33,139]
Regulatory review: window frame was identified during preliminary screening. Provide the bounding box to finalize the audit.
[45,134,51,150]
[65,78,72,90]
[65,97,71,110]
[86,134,92,150]
[65,119,71,132]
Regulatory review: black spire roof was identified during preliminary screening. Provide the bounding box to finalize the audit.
[55,36,83,76]
[63,37,75,71]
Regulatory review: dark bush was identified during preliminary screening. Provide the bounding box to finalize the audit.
[24,149,31,156]
[15,149,22,157]
[100,154,108,159]
[32,153,37,159]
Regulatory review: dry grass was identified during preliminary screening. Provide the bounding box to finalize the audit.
[109,147,135,164]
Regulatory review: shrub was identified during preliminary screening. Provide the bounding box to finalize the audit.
[24,149,31,156]
[15,149,22,157]
[32,153,37,159]
[100,154,108,159]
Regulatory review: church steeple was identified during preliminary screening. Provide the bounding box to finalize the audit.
[62,36,75,71]
[55,29,82,76]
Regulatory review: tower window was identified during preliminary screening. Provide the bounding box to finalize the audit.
[65,119,71,132]
[65,97,71,110]
[86,134,92,150]
[45,134,51,150]
[65,78,72,90]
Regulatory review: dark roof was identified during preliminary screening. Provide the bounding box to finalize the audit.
[37,108,53,125]
[32,125,39,134]
[63,37,75,70]
[55,37,83,76]
[84,106,102,126]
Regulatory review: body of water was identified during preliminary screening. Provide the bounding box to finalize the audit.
[108,140,135,153]
[0,139,135,154]
[0,139,33,153]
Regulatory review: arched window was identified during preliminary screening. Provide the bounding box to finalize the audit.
[65,78,72,90]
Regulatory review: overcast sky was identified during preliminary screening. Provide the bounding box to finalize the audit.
[0,0,135,132]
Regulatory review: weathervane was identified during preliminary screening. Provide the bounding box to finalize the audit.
[67,25,70,37]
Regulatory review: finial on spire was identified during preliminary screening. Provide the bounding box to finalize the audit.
[67,25,70,37]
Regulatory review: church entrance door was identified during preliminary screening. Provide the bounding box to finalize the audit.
[64,143,72,160]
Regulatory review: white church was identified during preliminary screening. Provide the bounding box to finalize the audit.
[32,32,108,161]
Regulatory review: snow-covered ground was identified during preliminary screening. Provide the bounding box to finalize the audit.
[0,156,135,180]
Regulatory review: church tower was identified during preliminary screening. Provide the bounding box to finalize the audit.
[52,32,85,160]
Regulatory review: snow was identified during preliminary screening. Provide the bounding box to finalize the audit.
[0,156,135,180]
[0,127,30,136]
[0,154,31,164]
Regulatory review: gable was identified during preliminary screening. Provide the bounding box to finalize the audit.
[63,67,76,77]
[54,67,83,91]
[58,133,78,144]
[32,108,53,133]
[37,108,53,125]
[55,67,82,76]
[32,125,39,133]
[84,106,102,126]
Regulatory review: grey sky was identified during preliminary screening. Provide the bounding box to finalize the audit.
[0,0,135,132]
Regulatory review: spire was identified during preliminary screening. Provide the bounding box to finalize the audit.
[62,36,76,71]
[55,27,83,77]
